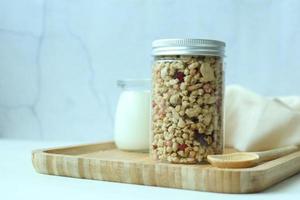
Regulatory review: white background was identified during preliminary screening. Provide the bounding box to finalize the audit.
[0,0,300,140]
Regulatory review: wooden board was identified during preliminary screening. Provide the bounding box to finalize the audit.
[32,142,300,193]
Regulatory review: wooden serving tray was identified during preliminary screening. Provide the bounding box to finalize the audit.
[32,142,300,193]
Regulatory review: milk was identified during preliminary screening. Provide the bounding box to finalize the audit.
[114,90,150,152]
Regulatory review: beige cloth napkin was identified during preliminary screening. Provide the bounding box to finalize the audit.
[225,85,300,151]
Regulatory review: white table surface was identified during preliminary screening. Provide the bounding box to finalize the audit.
[1,139,300,199]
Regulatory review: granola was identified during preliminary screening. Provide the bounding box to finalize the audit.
[151,55,224,164]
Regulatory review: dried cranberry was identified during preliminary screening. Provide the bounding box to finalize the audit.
[194,131,208,146]
[165,140,173,147]
[211,132,216,142]
[178,144,188,151]
[203,83,212,93]
[152,101,157,108]
[216,97,222,112]
[174,71,185,83]
[191,117,199,123]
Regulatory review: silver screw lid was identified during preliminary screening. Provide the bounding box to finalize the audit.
[152,38,225,57]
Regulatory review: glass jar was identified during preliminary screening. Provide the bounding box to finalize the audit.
[151,39,225,163]
[114,79,151,152]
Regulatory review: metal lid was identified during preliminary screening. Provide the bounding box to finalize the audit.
[152,38,225,57]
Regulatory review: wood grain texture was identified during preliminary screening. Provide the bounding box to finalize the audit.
[32,142,300,193]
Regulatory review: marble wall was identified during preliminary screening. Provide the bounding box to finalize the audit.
[0,0,300,141]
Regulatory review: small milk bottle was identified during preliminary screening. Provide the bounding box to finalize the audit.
[114,79,151,152]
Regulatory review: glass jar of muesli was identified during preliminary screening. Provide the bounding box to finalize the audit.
[151,39,225,164]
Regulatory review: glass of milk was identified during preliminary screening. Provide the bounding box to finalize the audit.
[114,79,151,152]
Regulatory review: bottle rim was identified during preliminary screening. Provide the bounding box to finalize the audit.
[117,79,151,90]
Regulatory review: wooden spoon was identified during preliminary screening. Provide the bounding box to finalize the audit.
[207,145,298,168]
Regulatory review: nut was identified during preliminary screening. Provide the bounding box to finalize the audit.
[160,66,169,80]
[187,83,202,91]
[170,94,180,105]
[188,62,199,69]
[182,133,188,139]
[178,118,186,128]
[200,63,215,82]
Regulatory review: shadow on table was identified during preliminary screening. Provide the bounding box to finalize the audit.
[263,172,300,193]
